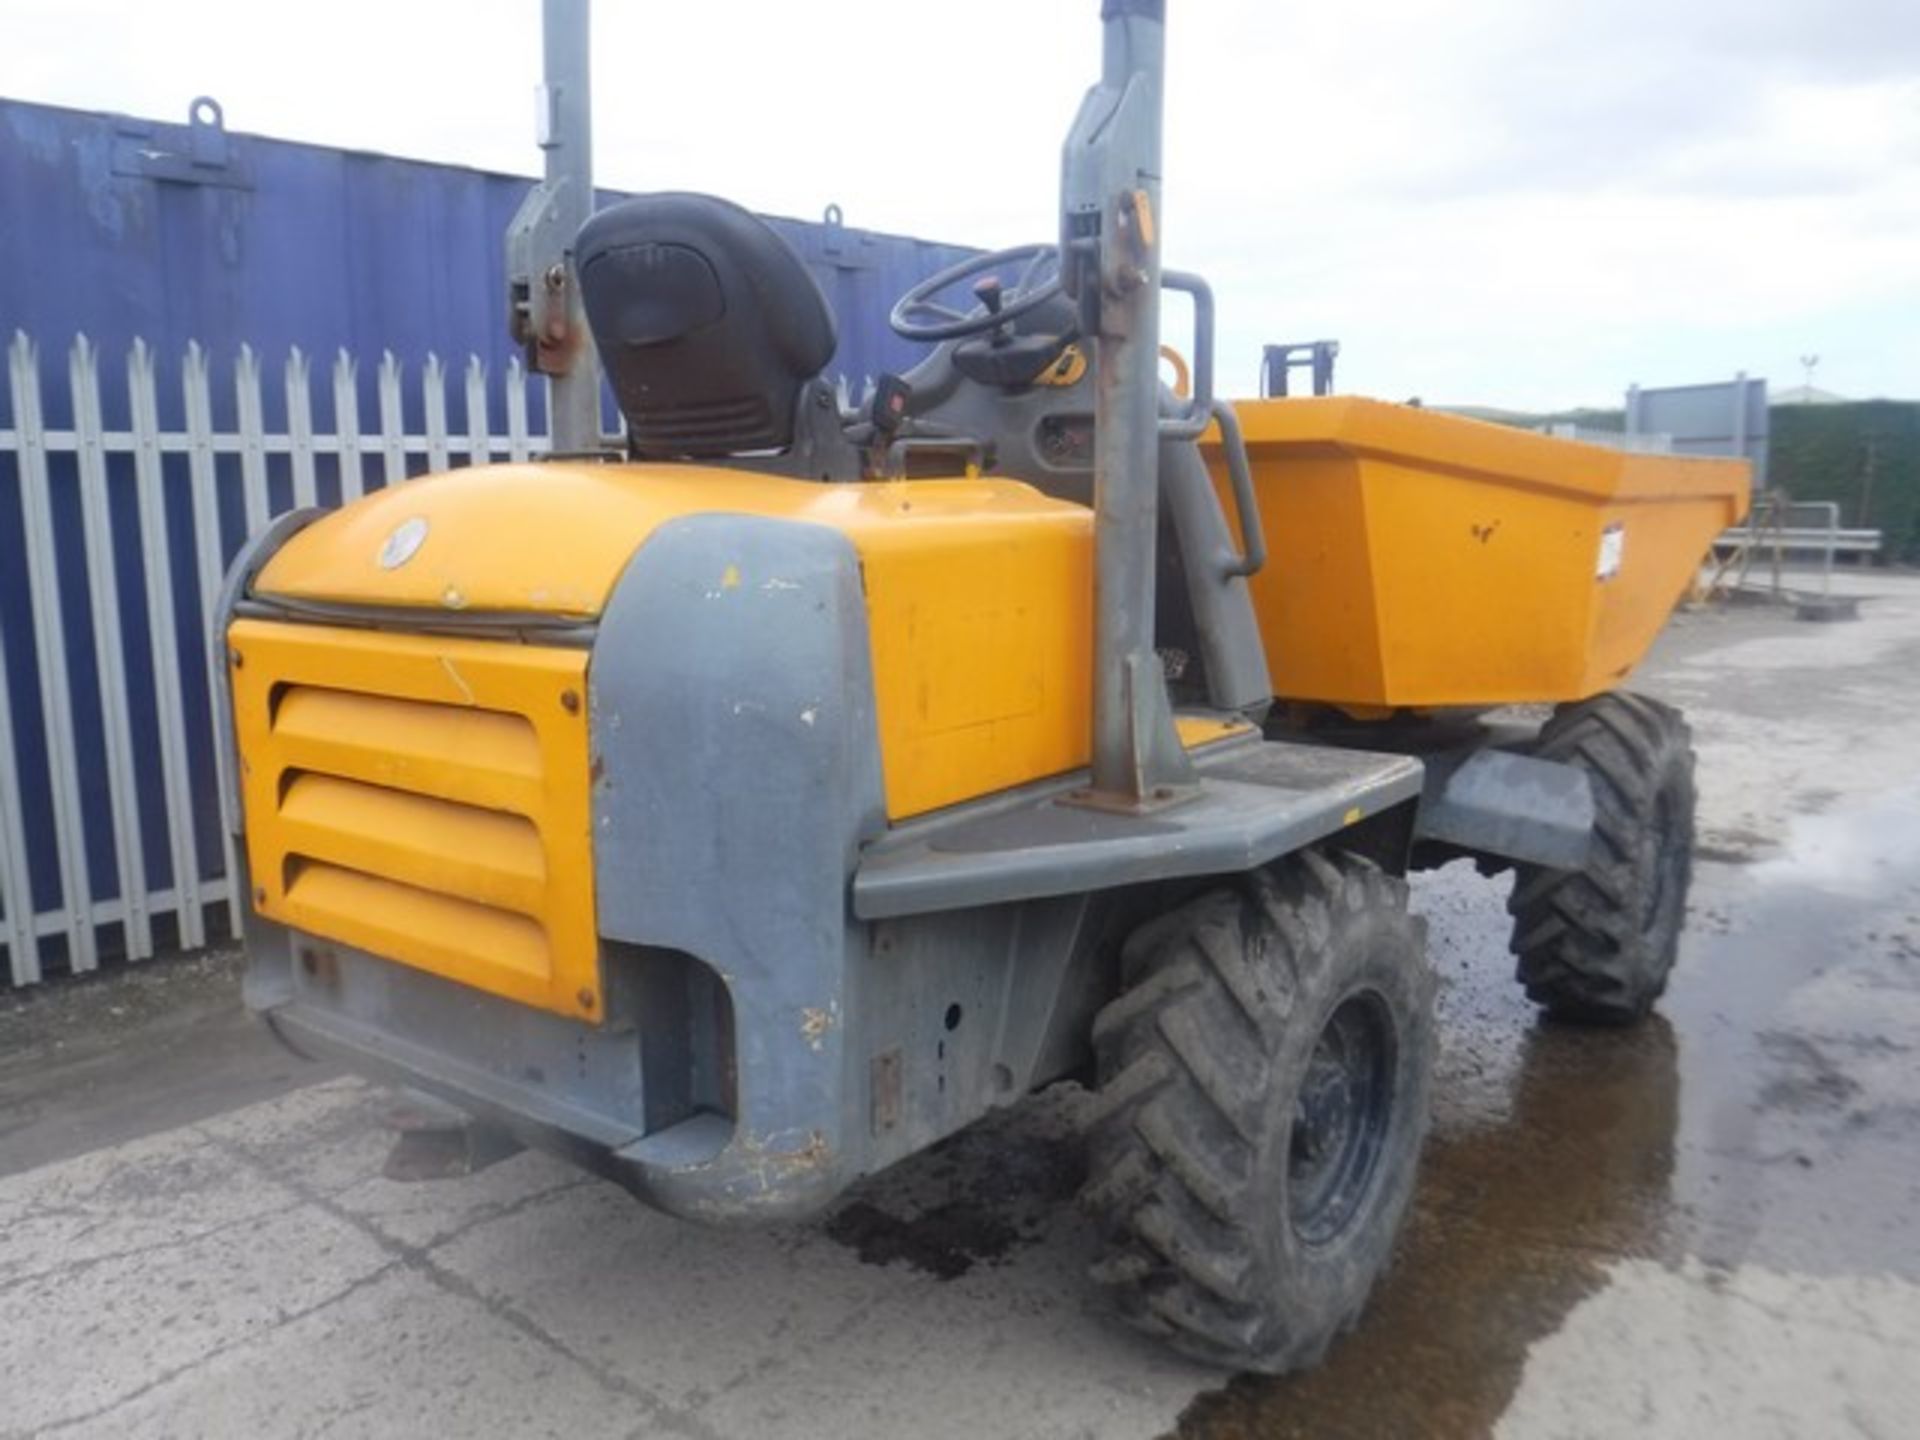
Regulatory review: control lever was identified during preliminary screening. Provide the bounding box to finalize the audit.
[972,274,1011,345]
[863,373,913,476]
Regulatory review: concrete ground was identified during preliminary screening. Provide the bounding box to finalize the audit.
[3,571,1918,1440]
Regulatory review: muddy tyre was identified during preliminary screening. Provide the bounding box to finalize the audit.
[1080,851,1437,1374]
[1507,691,1695,1024]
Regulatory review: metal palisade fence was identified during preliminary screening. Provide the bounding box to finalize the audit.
[0,332,552,986]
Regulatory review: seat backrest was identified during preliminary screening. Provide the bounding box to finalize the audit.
[577,194,837,458]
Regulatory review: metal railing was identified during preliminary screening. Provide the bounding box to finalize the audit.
[0,332,552,985]
[1714,520,1883,558]
[1704,497,1879,603]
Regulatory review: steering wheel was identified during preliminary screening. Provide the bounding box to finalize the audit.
[889,243,1063,343]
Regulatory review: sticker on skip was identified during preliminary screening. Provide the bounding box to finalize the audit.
[1596,522,1625,581]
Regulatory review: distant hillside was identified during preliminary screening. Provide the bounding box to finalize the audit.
[1439,405,1625,431]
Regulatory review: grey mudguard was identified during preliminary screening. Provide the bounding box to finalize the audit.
[589,513,888,1221]
[855,739,1424,920]
[1414,747,1595,869]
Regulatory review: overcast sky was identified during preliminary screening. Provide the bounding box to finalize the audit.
[7,0,1917,408]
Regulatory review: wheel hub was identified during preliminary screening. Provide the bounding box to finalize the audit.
[1288,992,1395,1246]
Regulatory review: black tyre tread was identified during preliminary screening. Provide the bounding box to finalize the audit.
[1089,959,1203,1047]
[1081,853,1433,1373]
[1506,691,1695,1023]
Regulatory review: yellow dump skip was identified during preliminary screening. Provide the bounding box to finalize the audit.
[228,619,602,1021]
[1207,398,1751,709]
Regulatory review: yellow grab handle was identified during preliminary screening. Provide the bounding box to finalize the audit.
[1159,345,1191,399]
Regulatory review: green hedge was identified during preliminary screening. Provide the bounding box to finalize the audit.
[1768,403,1920,563]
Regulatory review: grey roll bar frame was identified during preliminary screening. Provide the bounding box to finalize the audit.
[1058,0,1198,809]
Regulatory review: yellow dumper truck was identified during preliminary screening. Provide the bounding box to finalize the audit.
[216,0,1747,1372]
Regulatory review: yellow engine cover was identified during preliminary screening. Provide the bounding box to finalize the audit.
[252,464,1095,821]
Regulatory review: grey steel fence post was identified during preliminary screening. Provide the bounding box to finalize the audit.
[182,340,245,929]
[378,350,408,487]
[423,353,451,472]
[333,351,365,503]
[129,338,206,951]
[508,359,532,461]
[0,604,36,982]
[1824,505,1837,595]
[286,347,319,510]
[465,356,492,464]
[11,332,97,973]
[235,344,271,536]
[72,334,153,958]
[1800,500,1841,596]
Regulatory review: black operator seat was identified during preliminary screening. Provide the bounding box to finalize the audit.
[576,193,838,459]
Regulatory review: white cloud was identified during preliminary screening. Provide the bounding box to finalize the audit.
[5,0,1917,408]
